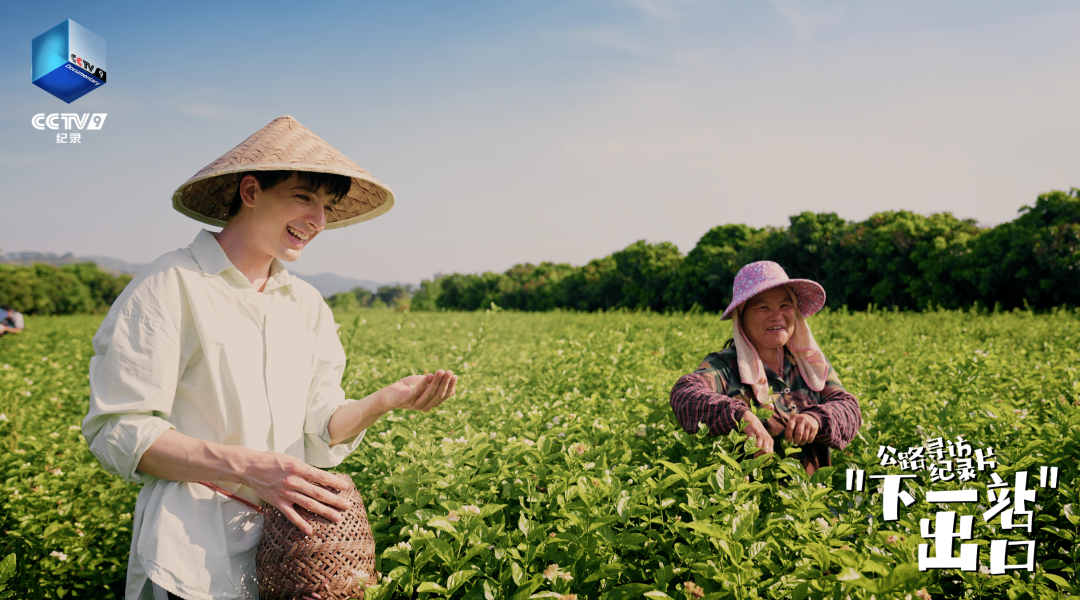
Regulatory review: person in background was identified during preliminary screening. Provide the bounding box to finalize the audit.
[669,261,862,476]
[0,305,24,335]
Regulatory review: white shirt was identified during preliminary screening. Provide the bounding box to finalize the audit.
[83,230,364,600]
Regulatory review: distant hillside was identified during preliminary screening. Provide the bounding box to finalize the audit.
[291,272,380,297]
[81,256,148,276]
[0,252,387,298]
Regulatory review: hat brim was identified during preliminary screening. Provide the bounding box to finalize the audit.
[171,164,395,230]
[720,279,826,320]
[171,115,395,229]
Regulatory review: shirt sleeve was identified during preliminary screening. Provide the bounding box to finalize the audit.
[83,273,184,483]
[303,300,365,468]
[669,356,749,436]
[799,367,862,450]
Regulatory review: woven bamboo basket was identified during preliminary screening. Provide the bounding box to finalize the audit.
[199,477,378,600]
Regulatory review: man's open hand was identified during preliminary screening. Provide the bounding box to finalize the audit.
[382,370,457,412]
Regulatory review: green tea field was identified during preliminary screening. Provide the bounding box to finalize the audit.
[1,308,1078,599]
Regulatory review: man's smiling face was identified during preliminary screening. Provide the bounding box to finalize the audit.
[241,173,340,262]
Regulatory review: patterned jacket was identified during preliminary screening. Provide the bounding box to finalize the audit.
[670,346,862,474]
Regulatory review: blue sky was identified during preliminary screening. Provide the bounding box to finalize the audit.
[2,1,1079,283]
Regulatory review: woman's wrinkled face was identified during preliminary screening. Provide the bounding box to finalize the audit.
[741,287,796,352]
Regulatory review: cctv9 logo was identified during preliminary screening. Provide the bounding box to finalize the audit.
[32,113,107,130]
[70,54,107,82]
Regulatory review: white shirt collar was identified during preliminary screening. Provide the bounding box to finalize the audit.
[188,229,296,294]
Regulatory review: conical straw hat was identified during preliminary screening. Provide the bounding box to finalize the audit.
[172,115,394,229]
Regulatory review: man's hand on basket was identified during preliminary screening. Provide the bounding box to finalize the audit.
[381,369,458,412]
[241,452,352,536]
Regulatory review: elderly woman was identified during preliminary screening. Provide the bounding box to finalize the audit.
[670,261,862,475]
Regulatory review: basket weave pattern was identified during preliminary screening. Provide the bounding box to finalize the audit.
[255,477,378,600]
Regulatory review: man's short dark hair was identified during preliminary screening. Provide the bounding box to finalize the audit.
[0,305,11,312]
[228,171,353,218]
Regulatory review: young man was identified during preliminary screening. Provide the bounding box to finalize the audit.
[83,116,456,600]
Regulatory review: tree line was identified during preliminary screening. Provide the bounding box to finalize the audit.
[7,190,1077,316]
[326,284,414,311]
[410,189,1080,313]
[0,263,133,315]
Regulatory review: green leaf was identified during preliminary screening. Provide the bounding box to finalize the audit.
[605,583,654,599]
[510,577,542,600]
[388,566,408,581]
[685,521,730,539]
[660,474,685,489]
[809,466,836,485]
[447,570,478,593]
[644,592,674,599]
[417,581,449,594]
[511,561,525,586]
[716,452,742,472]
[414,543,438,572]
[428,537,456,567]
[658,460,689,481]
[802,543,831,573]
[382,548,412,565]
[429,516,459,535]
[877,563,922,593]
[1043,573,1070,589]
[731,511,753,541]
[585,562,626,583]
[616,533,651,547]
[835,567,861,582]
[461,542,489,565]
[0,554,14,586]
[588,515,620,531]
[478,504,508,519]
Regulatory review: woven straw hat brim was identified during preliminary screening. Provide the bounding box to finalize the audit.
[171,115,394,230]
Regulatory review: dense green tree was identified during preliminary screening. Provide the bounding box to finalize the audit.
[410,190,1077,313]
[829,211,982,311]
[963,189,1080,310]
[376,285,411,306]
[756,212,851,304]
[666,224,768,312]
[327,291,361,311]
[564,256,621,311]
[611,241,683,311]
[410,278,443,311]
[66,263,134,311]
[0,262,131,315]
[436,272,504,311]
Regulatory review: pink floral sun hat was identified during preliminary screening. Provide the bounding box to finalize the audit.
[720,261,826,321]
